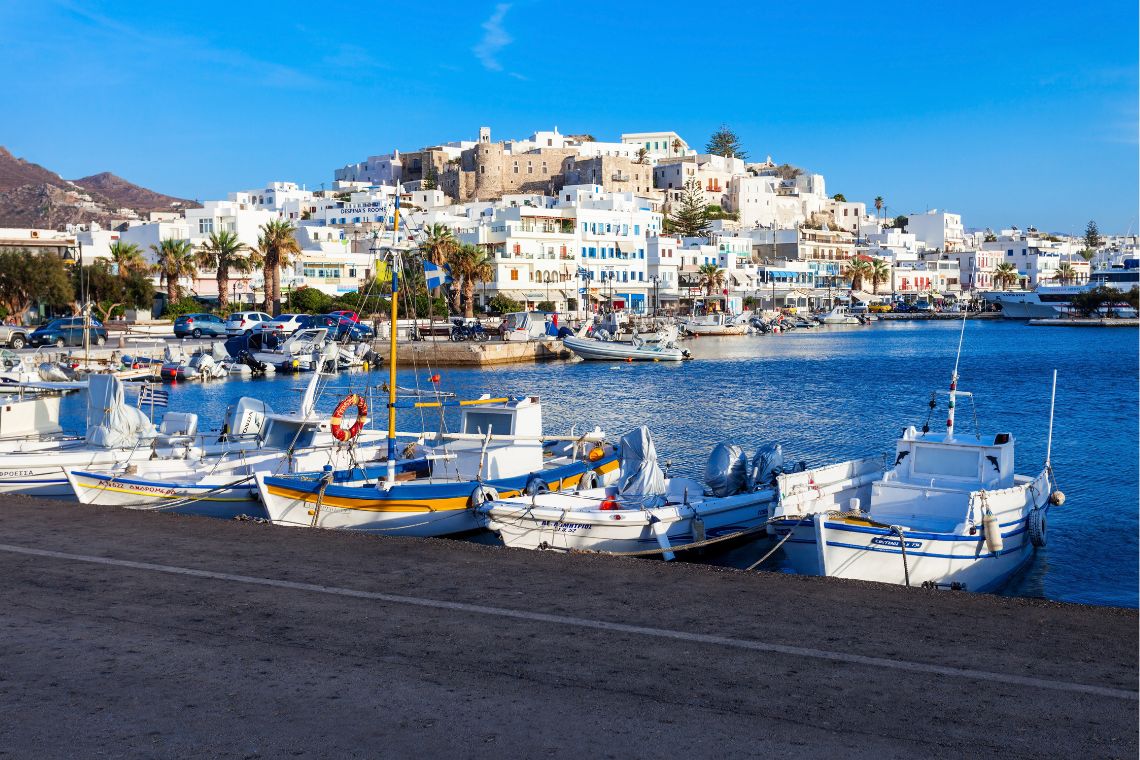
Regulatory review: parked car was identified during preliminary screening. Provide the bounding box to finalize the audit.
[301,314,375,342]
[29,317,108,348]
[913,300,933,312]
[225,311,273,335]
[173,313,227,338]
[849,303,870,316]
[869,303,893,314]
[329,310,360,323]
[0,324,31,349]
[254,314,307,336]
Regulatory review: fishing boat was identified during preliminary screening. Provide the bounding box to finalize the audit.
[253,197,619,537]
[765,324,1060,592]
[481,429,779,558]
[816,305,866,325]
[563,325,690,362]
[64,360,389,514]
[680,313,748,336]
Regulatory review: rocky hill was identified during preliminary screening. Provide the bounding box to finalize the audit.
[0,146,196,229]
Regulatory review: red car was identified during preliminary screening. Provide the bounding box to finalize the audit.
[329,310,360,323]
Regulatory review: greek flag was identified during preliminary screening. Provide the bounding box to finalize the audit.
[139,386,169,407]
[424,260,452,290]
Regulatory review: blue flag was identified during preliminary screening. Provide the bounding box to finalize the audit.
[424,260,452,290]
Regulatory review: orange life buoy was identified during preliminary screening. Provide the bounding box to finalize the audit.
[331,394,368,441]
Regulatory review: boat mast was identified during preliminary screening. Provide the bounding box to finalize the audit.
[946,310,968,441]
[385,192,401,487]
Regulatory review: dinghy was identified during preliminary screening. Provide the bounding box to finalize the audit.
[563,325,690,362]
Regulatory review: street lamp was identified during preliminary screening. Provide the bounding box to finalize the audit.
[649,274,659,318]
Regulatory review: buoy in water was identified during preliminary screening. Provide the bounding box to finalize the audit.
[1049,490,1065,506]
[983,508,1003,554]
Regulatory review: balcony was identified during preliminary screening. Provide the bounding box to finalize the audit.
[611,173,630,182]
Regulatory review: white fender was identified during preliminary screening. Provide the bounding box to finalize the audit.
[983,508,1003,554]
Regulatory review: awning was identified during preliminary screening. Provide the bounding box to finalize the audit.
[765,270,798,277]
[497,290,531,301]
[849,290,877,303]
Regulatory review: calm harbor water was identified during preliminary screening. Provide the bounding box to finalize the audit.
[54,320,1139,607]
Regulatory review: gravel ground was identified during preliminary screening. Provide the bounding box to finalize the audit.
[0,497,1135,759]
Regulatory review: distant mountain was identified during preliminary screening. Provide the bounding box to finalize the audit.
[0,146,197,230]
[72,171,193,214]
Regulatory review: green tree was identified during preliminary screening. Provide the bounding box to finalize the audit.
[775,163,803,180]
[197,230,258,313]
[832,193,847,202]
[1069,285,1132,316]
[536,300,556,312]
[696,262,725,296]
[256,220,301,316]
[74,263,154,322]
[842,258,873,291]
[447,244,494,318]
[423,166,438,190]
[666,179,711,238]
[107,240,149,276]
[705,124,747,160]
[1055,263,1077,285]
[0,249,73,319]
[286,286,333,313]
[994,262,1020,290]
[150,238,197,304]
[983,231,997,243]
[489,294,523,314]
[873,196,884,219]
[1084,220,1101,254]
[892,215,908,230]
[869,258,891,294]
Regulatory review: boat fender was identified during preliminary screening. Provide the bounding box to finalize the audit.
[576,469,599,491]
[587,446,606,462]
[469,485,499,508]
[1027,508,1047,548]
[983,508,1003,554]
[1049,490,1065,506]
[692,513,707,543]
[330,394,369,442]
[524,476,550,496]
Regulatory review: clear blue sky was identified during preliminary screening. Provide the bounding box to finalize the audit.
[2,0,1136,234]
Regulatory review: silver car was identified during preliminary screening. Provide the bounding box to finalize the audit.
[225,311,272,335]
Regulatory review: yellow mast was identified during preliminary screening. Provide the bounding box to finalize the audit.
[385,193,401,486]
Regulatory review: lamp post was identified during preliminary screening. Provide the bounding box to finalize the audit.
[649,274,659,317]
[604,265,614,314]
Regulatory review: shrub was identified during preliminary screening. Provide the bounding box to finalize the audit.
[536,300,556,312]
[489,294,523,314]
[162,296,204,318]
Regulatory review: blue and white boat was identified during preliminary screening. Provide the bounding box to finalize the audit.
[767,360,1060,592]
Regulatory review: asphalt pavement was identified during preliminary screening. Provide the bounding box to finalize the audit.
[0,497,1135,759]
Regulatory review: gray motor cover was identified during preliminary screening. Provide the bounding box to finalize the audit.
[705,443,747,497]
[748,443,784,490]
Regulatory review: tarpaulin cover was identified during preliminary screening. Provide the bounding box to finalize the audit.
[705,442,747,497]
[616,426,667,508]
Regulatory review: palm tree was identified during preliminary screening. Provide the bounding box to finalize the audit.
[696,262,725,297]
[671,137,684,156]
[1056,263,1076,285]
[108,240,148,276]
[873,196,884,220]
[150,238,197,304]
[197,230,258,313]
[418,223,458,298]
[842,258,873,291]
[994,262,1019,290]
[447,244,494,317]
[635,147,650,165]
[869,258,891,294]
[257,220,301,316]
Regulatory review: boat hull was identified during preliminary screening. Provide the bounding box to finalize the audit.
[485,489,773,556]
[257,454,621,537]
[563,336,685,362]
[67,469,265,519]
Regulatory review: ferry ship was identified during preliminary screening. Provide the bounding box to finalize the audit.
[984,259,1138,319]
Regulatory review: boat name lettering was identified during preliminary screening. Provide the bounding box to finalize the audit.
[0,470,35,477]
[870,536,922,550]
[538,520,591,533]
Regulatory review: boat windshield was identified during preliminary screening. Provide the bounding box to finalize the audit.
[911,445,979,479]
[463,410,513,436]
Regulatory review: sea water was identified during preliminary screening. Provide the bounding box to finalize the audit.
[53,320,1139,607]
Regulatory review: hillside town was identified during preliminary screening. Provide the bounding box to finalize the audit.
[0,125,1135,320]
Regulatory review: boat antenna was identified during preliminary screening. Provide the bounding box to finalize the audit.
[384,192,402,488]
[1045,368,1057,468]
[946,308,968,441]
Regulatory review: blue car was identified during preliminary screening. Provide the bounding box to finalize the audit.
[173,313,227,338]
[29,317,109,348]
[301,314,375,342]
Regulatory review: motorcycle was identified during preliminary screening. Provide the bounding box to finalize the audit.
[449,318,489,342]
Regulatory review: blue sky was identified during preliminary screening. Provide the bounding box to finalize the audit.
[2,0,1136,233]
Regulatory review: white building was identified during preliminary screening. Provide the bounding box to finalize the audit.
[906,209,965,252]
[620,131,691,158]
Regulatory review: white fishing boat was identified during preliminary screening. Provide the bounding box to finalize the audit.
[563,325,690,362]
[65,359,388,515]
[481,429,779,558]
[680,313,748,336]
[766,326,1060,592]
[252,204,620,538]
[816,305,865,325]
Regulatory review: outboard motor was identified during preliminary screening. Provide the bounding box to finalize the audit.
[747,443,784,490]
[238,350,269,376]
[705,443,748,497]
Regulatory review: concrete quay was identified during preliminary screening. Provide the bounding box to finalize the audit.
[1028,317,1139,327]
[0,498,1135,759]
[877,312,1002,321]
[369,338,571,366]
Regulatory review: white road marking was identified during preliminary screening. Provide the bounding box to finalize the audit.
[1,542,1134,701]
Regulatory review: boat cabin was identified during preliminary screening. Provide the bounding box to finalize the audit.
[500,312,552,342]
[438,396,544,480]
[0,394,62,439]
[871,426,1016,530]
